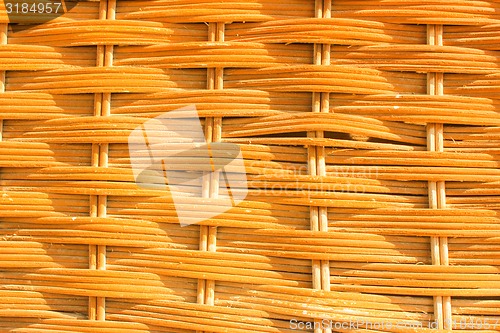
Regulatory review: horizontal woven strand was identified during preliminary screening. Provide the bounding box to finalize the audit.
[227,137,418,150]
[225,65,397,94]
[445,24,500,50]
[333,94,500,126]
[113,42,312,68]
[331,45,500,74]
[6,67,202,94]
[0,318,154,333]
[116,0,315,23]
[0,45,96,70]
[329,150,500,168]
[223,114,426,145]
[225,18,425,45]
[107,298,289,331]
[7,20,208,46]
[215,283,434,325]
[333,0,500,25]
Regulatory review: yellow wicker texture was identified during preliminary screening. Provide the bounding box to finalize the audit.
[1,0,500,332]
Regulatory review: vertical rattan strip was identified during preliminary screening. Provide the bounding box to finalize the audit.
[197,21,225,333]
[88,0,115,322]
[0,23,5,141]
[309,0,331,332]
[427,24,452,330]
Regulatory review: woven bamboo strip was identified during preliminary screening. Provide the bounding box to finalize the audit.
[1,1,500,332]
[116,0,315,23]
[5,20,209,46]
[446,24,500,50]
[227,18,425,45]
[333,0,500,25]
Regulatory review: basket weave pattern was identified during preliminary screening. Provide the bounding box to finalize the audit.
[1,0,500,332]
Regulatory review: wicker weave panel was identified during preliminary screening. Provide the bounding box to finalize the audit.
[1,1,500,332]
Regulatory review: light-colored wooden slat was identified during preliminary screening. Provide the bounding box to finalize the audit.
[89,0,115,323]
[427,23,452,331]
